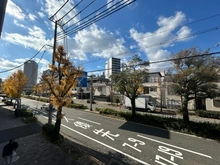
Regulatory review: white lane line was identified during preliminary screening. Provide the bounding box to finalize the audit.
[41,116,149,165]
[78,117,101,125]
[61,124,149,165]
[66,118,75,121]
[137,135,212,159]
[64,116,68,122]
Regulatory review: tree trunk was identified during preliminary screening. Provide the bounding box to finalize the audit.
[53,107,62,141]
[182,95,189,124]
[131,98,136,118]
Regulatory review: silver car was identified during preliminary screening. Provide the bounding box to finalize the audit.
[40,103,56,111]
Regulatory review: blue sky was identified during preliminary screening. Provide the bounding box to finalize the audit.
[1,0,220,81]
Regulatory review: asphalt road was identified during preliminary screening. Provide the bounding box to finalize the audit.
[21,98,220,165]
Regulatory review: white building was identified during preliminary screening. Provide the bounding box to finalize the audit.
[105,57,121,79]
[23,60,38,91]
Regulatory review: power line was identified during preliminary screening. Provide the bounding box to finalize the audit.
[24,50,46,90]
[57,0,136,40]
[58,0,84,24]
[0,45,51,74]
[58,0,114,34]
[49,0,69,22]
[86,51,220,73]
[76,25,220,67]
[62,0,94,27]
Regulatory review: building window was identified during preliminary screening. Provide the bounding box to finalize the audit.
[143,87,149,94]
[150,87,157,92]
[213,99,220,107]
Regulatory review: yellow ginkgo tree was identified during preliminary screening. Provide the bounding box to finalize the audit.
[42,45,83,141]
[3,70,28,98]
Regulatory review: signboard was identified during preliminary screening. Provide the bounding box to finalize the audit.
[77,71,87,87]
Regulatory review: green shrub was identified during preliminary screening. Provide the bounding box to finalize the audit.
[4,100,13,105]
[195,110,220,119]
[86,100,96,104]
[19,109,33,117]
[69,103,87,109]
[42,123,54,137]
[23,116,37,123]
[42,124,64,144]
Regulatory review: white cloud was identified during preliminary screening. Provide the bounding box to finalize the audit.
[37,12,45,18]
[0,58,23,76]
[13,20,28,29]
[176,26,192,41]
[28,13,37,21]
[67,25,129,61]
[6,0,26,20]
[130,11,192,72]
[3,25,52,50]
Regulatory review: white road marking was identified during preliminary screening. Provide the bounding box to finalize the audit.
[64,116,68,122]
[78,117,101,125]
[41,116,149,165]
[66,118,75,121]
[61,124,149,165]
[137,135,212,159]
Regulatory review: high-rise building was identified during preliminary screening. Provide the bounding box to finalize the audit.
[105,57,121,79]
[23,60,38,91]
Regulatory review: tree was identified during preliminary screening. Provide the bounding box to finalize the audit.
[42,45,83,141]
[111,55,149,117]
[3,70,28,98]
[169,47,220,124]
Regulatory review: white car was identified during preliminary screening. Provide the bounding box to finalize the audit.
[40,103,56,111]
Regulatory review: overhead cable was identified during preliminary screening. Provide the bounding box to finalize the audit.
[0,45,51,74]
[86,51,220,73]
[57,0,136,40]
[59,0,114,34]
[62,0,95,27]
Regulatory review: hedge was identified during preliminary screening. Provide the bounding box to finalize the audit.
[195,110,220,119]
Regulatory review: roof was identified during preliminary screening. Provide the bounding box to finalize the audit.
[0,0,8,38]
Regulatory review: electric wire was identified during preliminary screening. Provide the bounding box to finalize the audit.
[57,0,135,40]
[76,25,220,66]
[24,50,46,90]
[62,0,95,27]
[58,0,135,39]
[58,0,84,23]
[49,0,69,22]
[0,45,49,74]
[86,51,220,73]
[58,0,114,34]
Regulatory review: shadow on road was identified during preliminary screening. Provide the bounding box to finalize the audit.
[118,121,170,139]
[61,135,142,165]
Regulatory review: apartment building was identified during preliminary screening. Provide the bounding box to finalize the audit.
[105,57,121,79]
[23,60,38,92]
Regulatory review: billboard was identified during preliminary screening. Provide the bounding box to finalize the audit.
[77,71,87,87]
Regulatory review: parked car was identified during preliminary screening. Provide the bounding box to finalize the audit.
[40,103,56,111]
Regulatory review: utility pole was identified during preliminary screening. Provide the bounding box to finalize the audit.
[48,20,58,125]
[90,76,93,111]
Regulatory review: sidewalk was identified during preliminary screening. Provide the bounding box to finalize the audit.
[0,103,105,165]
